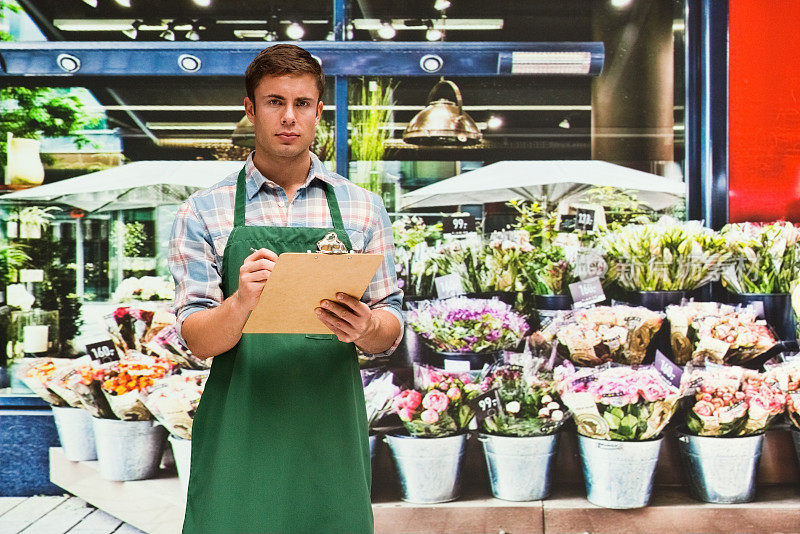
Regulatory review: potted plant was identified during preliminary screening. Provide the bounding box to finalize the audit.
[385,366,484,503]
[477,361,568,501]
[677,365,784,503]
[557,363,681,509]
[721,221,800,340]
[407,297,529,371]
[597,217,731,310]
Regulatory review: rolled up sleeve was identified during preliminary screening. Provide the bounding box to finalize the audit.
[168,197,223,340]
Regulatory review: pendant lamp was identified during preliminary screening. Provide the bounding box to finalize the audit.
[402,78,482,146]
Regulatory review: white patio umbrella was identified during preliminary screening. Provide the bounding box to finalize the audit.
[1,160,244,212]
[400,160,686,211]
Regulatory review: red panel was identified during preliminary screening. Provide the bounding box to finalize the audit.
[729,0,800,222]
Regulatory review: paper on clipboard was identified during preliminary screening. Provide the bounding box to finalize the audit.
[242,252,384,334]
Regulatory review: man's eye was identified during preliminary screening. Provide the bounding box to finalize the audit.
[268,99,282,106]
[297,101,310,107]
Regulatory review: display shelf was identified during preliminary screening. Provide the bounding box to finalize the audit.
[51,447,800,534]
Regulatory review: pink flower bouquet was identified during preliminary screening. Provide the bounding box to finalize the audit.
[683,364,785,436]
[393,367,485,438]
[556,363,681,440]
[764,358,800,430]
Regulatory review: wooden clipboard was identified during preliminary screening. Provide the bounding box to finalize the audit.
[242,252,384,334]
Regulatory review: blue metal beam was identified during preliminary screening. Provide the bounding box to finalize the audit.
[0,41,604,78]
[333,0,349,179]
[699,0,729,230]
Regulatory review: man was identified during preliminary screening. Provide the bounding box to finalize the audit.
[169,44,403,533]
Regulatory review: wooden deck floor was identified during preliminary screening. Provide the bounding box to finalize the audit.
[0,496,145,534]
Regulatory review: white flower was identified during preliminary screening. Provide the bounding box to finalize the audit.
[505,401,521,414]
[547,401,560,410]
[541,394,552,404]
[538,408,551,418]
[551,410,564,421]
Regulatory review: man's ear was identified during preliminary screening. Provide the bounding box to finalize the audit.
[244,97,255,124]
[315,99,324,126]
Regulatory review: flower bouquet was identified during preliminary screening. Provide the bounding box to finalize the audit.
[63,360,117,419]
[393,366,484,437]
[556,363,681,441]
[407,297,529,355]
[361,368,400,428]
[145,324,208,370]
[484,230,533,292]
[98,355,176,420]
[721,222,800,294]
[597,217,731,291]
[113,276,175,302]
[681,364,785,437]
[16,358,72,406]
[764,358,800,430]
[478,362,568,437]
[520,246,577,296]
[424,235,488,294]
[666,302,777,365]
[393,216,442,297]
[105,307,156,354]
[531,306,663,366]
[139,370,209,439]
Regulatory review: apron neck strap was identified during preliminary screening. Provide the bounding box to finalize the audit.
[234,165,345,231]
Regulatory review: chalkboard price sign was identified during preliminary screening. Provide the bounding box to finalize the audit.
[86,340,120,363]
[575,208,595,231]
[443,215,476,235]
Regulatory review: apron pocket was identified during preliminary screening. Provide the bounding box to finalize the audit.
[305,333,337,340]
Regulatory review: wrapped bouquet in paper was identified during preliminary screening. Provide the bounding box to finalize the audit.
[598,217,731,291]
[532,306,663,366]
[46,357,92,408]
[556,363,681,441]
[485,230,533,292]
[99,355,176,420]
[666,302,777,365]
[145,324,208,370]
[361,368,400,428]
[763,358,800,430]
[63,360,117,419]
[478,360,569,437]
[140,371,208,439]
[17,358,72,406]
[721,222,800,294]
[681,364,785,437]
[393,366,485,438]
[105,307,156,354]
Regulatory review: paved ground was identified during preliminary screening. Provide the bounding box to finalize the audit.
[0,496,145,534]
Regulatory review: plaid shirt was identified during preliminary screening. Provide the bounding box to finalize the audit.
[168,151,404,356]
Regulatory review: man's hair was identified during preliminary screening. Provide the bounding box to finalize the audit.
[245,44,325,106]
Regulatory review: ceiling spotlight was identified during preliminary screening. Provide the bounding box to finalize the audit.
[425,20,442,41]
[193,0,212,6]
[377,21,396,40]
[487,115,503,129]
[325,31,335,41]
[81,0,98,7]
[114,0,131,6]
[186,28,200,41]
[559,118,571,129]
[286,22,305,40]
[610,0,633,8]
[433,0,451,11]
[264,31,279,41]
[178,54,202,73]
[160,27,175,41]
[56,53,81,73]
[122,20,140,39]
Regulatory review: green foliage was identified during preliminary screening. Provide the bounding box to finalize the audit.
[582,186,655,225]
[0,240,29,283]
[111,221,147,257]
[38,263,84,354]
[508,199,558,247]
[311,117,336,169]
[349,77,396,162]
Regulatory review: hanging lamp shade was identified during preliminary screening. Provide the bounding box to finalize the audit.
[403,78,482,146]
[231,116,255,148]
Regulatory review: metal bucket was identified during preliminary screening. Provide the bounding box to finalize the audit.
[385,433,467,503]
[369,434,378,463]
[92,417,167,481]
[169,435,192,496]
[677,430,763,503]
[578,434,663,509]
[52,406,97,461]
[479,432,558,501]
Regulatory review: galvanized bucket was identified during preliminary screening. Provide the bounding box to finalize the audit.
[479,432,558,501]
[369,434,378,463]
[92,417,167,481]
[677,430,763,503]
[169,435,192,496]
[578,434,663,509]
[385,433,467,503]
[52,406,97,461]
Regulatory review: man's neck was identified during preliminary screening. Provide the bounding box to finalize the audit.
[251,150,311,201]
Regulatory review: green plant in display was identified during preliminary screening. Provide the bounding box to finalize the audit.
[508,199,558,247]
[721,222,800,294]
[0,240,29,283]
[111,221,147,257]
[311,117,336,170]
[582,186,655,226]
[349,77,396,193]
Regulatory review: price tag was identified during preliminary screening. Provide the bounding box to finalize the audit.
[442,215,476,235]
[435,274,466,299]
[557,214,576,233]
[86,340,120,364]
[575,208,595,231]
[568,276,606,308]
[472,389,504,425]
[443,359,471,373]
[654,350,683,388]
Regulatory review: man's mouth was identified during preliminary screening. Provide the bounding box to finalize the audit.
[276,132,300,140]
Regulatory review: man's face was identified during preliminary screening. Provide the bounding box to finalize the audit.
[244,73,323,162]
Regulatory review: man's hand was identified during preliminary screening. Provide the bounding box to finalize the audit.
[234,248,279,312]
[316,293,377,344]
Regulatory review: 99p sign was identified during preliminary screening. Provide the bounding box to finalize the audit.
[473,390,504,424]
[442,215,476,235]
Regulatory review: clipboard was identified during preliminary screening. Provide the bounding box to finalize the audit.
[242,252,384,334]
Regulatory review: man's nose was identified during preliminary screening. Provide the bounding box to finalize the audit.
[281,104,297,125]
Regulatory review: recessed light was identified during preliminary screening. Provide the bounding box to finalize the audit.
[286,22,304,40]
[487,116,503,129]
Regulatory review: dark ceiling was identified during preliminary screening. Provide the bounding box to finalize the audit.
[12,0,684,163]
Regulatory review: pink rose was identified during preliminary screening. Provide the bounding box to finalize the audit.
[446,387,462,401]
[420,409,439,424]
[693,401,714,417]
[399,390,422,411]
[422,390,449,412]
[398,408,414,422]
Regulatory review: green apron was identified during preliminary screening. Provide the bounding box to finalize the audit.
[182,167,373,534]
